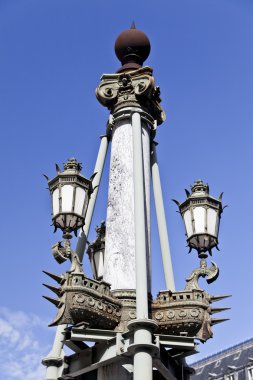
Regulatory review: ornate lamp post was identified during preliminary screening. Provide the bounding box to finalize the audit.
[42,25,230,380]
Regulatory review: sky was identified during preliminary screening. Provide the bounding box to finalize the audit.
[0,0,253,378]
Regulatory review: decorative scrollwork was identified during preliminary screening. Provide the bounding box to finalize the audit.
[96,67,165,125]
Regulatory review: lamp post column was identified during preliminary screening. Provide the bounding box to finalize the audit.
[132,111,153,380]
[96,23,165,380]
[102,109,151,291]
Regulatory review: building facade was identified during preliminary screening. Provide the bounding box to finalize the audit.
[191,338,253,380]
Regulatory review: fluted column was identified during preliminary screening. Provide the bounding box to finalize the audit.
[103,109,151,291]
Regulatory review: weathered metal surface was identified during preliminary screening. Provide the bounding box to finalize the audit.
[44,238,229,342]
[61,327,195,379]
[44,269,229,343]
[114,22,151,72]
[185,259,219,291]
[152,289,211,342]
[96,67,165,125]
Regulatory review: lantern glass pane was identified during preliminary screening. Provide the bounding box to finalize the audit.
[183,210,193,238]
[207,208,217,236]
[52,188,59,215]
[74,187,86,216]
[61,185,74,212]
[193,206,206,233]
[94,250,104,279]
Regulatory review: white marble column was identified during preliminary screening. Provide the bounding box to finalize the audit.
[103,110,151,291]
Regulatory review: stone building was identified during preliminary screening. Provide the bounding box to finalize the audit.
[191,338,253,380]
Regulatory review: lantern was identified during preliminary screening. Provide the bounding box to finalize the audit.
[47,158,93,237]
[87,222,106,281]
[175,180,223,256]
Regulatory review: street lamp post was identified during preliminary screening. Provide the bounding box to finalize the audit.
[42,25,230,380]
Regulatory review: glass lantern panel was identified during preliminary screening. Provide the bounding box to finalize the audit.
[74,187,86,216]
[193,206,206,233]
[207,208,217,236]
[94,250,104,279]
[183,210,193,238]
[61,185,74,212]
[52,188,59,216]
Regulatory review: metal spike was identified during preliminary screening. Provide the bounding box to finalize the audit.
[131,21,136,29]
[90,172,97,182]
[55,163,61,173]
[210,295,232,303]
[43,296,61,308]
[48,320,59,327]
[43,283,62,296]
[223,205,228,211]
[219,192,223,201]
[43,174,49,181]
[210,307,231,315]
[43,270,65,285]
[211,318,230,326]
[92,185,99,192]
[53,226,57,233]
[185,189,190,198]
[172,199,180,206]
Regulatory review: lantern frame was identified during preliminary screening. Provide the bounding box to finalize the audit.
[178,180,223,256]
[87,222,106,281]
[48,158,93,236]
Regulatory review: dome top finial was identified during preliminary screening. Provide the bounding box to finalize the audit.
[114,24,151,73]
[130,21,136,29]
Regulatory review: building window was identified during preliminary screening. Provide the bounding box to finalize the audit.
[225,374,235,380]
[248,367,253,380]
[196,366,204,375]
[233,351,241,360]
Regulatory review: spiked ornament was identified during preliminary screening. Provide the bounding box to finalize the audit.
[43,296,63,308]
[42,270,66,285]
[43,283,62,297]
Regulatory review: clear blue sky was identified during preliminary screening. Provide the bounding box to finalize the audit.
[0,0,253,378]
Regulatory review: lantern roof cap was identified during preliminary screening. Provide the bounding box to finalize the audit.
[63,158,82,173]
[190,180,209,197]
[114,22,151,73]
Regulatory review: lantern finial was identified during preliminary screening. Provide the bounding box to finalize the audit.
[191,180,209,196]
[63,158,82,173]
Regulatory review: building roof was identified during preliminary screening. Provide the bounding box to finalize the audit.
[191,338,253,379]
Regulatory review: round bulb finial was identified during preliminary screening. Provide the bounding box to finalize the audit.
[114,23,151,72]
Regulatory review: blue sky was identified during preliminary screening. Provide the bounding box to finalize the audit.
[0,0,253,377]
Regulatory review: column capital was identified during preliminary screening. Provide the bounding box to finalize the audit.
[96,66,166,126]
